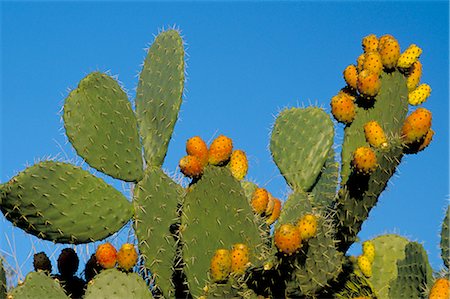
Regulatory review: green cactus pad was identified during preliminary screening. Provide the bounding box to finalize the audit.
[0,161,132,244]
[368,234,409,299]
[240,181,258,204]
[270,107,334,192]
[135,29,185,168]
[205,277,258,299]
[388,242,433,299]
[276,192,312,227]
[7,271,68,299]
[332,269,376,299]
[441,205,449,268]
[1,259,6,299]
[134,167,183,297]
[84,268,153,299]
[63,72,143,182]
[182,166,263,298]
[310,148,339,208]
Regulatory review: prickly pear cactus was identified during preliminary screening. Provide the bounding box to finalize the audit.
[8,272,68,299]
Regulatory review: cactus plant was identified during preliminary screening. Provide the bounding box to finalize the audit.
[0,28,444,299]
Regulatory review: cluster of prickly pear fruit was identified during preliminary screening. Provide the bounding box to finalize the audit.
[0,27,446,299]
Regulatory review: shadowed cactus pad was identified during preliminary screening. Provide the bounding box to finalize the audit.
[8,271,68,299]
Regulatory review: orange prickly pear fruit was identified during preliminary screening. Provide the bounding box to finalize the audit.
[231,243,250,275]
[210,249,232,282]
[95,242,117,269]
[297,214,318,240]
[179,155,203,178]
[407,60,422,91]
[401,108,432,143]
[186,136,209,166]
[357,69,381,97]
[352,146,377,175]
[356,53,366,72]
[208,135,233,165]
[228,150,248,180]
[429,278,450,299]
[117,243,138,271]
[408,83,431,106]
[378,35,401,69]
[330,92,356,124]
[266,197,282,225]
[418,129,434,152]
[362,34,379,53]
[362,51,383,76]
[357,255,372,278]
[397,44,422,69]
[343,64,358,90]
[274,224,302,255]
[364,121,388,148]
[251,187,269,215]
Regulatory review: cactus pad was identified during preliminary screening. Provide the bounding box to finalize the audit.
[84,268,153,299]
[441,205,449,268]
[135,29,185,167]
[270,107,334,192]
[63,72,143,182]
[0,161,132,243]
[8,271,68,299]
[310,148,339,208]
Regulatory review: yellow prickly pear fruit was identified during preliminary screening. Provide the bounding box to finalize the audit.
[330,92,356,124]
[297,214,318,240]
[363,121,388,148]
[186,136,209,166]
[356,53,366,72]
[228,150,248,181]
[231,243,250,275]
[418,129,434,152]
[397,44,422,68]
[179,155,203,178]
[429,278,450,299]
[266,197,282,225]
[343,64,358,90]
[210,249,232,282]
[362,241,375,263]
[357,255,372,278]
[362,34,379,53]
[357,69,381,97]
[408,83,431,106]
[362,51,383,76]
[95,243,117,269]
[208,135,233,165]
[401,108,432,143]
[274,224,302,255]
[352,146,377,175]
[407,60,423,91]
[251,188,269,215]
[117,243,138,271]
[378,35,401,69]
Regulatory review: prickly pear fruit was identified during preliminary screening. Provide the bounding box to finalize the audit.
[57,248,79,277]
[274,223,302,255]
[331,92,356,124]
[429,278,450,299]
[397,44,422,68]
[357,69,381,97]
[363,121,388,148]
[351,146,377,175]
[84,254,102,282]
[356,53,366,72]
[228,150,248,180]
[357,255,372,278]
[408,83,431,106]
[251,187,269,215]
[418,129,434,152]
[33,252,52,274]
[378,35,401,69]
[231,243,250,275]
[362,51,383,76]
[210,249,232,282]
[362,241,375,263]
[362,34,378,53]
[401,107,432,143]
[297,214,318,240]
[95,243,117,269]
[117,243,138,271]
[343,64,358,90]
[266,197,282,225]
[407,60,422,91]
[179,155,203,178]
[208,135,233,165]
[186,136,209,166]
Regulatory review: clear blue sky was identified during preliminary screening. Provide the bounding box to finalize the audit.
[1,1,449,285]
